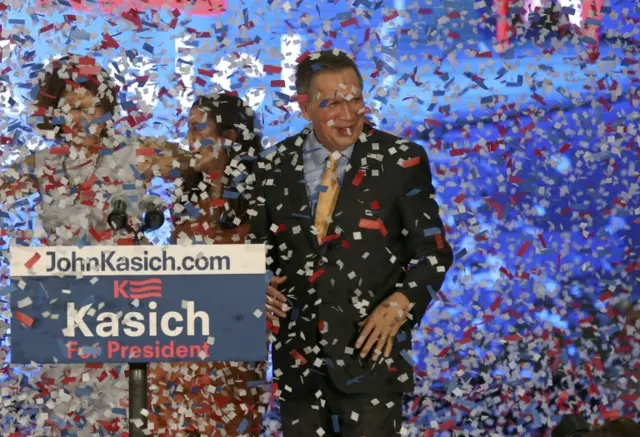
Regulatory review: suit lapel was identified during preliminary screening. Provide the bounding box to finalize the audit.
[280,127,321,252]
[326,129,371,238]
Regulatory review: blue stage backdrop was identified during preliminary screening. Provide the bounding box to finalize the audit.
[1,0,639,436]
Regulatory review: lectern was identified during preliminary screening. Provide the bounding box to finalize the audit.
[9,244,266,436]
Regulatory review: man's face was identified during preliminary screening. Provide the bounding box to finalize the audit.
[300,68,365,152]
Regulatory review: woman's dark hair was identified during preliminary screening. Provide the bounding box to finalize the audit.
[33,54,118,141]
[185,93,262,228]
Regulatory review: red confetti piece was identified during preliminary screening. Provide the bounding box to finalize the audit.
[351,169,365,186]
[49,146,70,155]
[516,241,531,257]
[370,200,380,210]
[289,349,308,365]
[100,33,120,49]
[309,268,325,283]
[39,23,55,33]
[295,51,311,63]
[537,234,547,248]
[15,311,35,327]
[263,65,282,74]
[340,17,358,27]
[490,297,503,312]
[24,252,41,269]
[270,80,286,87]
[383,10,399,22]
[454,194,465,203]
[402,156,421,168]
[358,218,379,230]
[135,148,156,156]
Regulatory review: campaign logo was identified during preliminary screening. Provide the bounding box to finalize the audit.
[113,278,162,299]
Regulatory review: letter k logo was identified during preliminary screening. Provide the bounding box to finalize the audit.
[113,280,129,299]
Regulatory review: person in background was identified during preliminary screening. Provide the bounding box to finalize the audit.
[0,54,180,435]
[147,93,266,437]
[246,49,453,437]
[586,418,640,437]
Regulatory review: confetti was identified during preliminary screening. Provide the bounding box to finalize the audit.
[1,1,639,436]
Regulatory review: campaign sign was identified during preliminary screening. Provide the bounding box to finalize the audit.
[9,244,267,364]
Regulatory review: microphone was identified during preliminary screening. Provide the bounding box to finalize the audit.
[107,196,130,231]
[139,196,165,232]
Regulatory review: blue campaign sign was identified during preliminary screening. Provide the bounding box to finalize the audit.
[9,245,267,364]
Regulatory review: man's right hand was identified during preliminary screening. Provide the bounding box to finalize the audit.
[266,275,289,322]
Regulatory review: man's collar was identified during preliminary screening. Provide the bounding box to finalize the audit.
[304,124,354,161]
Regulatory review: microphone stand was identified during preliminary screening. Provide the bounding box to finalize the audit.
[108,207,164,437]
[128,225,147,437]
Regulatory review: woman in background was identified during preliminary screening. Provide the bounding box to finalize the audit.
[0,54,179,435]
[148,93,266,437]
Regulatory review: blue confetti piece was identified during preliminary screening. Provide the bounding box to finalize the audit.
[531,410,542,428]
[427,285,437,300]
[8,19,26,25]
[184,202,201,218]
[0,283,17,297]
[332,415,341,432]
[311,63,323,72]
[423,227,441,237]
[455,248,467,259]
[236,418,248,434]
[316,184,329,193]
[400,349,414,365]
[292,212,311,220]
[99,148,114,156]
[346,375,364,385]
[581,36,598,46]
[112,408,127,416]
[142,42,154,54]
[120,100,136,111]
[222,190,240,199]
[51,116,66,125]
[406,188,421,197]
[75,386,93,397]
[69,29,91,41]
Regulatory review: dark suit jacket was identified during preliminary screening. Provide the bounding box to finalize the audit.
[247,125,453,398]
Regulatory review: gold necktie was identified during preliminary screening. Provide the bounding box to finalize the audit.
[314,154,340,242]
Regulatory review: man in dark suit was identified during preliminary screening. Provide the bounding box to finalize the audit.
[246,50,453,437]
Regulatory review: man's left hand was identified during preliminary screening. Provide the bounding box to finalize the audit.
[355,292,411,360]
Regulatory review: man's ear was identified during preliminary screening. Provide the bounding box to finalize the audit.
[222,129,238,143]
[299,101,311,121]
